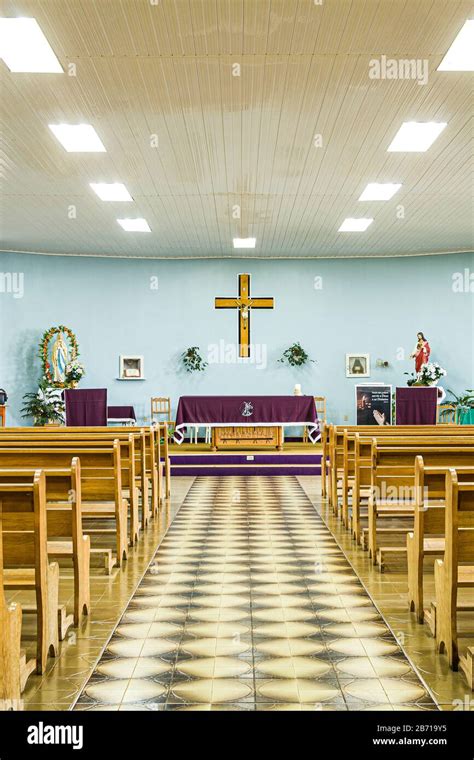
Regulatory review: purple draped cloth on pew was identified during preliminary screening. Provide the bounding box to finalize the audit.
[395,387,438,425]
[174,395,319,444]
[64,388,108,426]
[107,406,136,422]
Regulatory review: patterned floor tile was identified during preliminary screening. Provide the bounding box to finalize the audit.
[74,476,438,711]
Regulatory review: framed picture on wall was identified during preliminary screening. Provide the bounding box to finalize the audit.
[346,353,370,378]
[119,355,144,380]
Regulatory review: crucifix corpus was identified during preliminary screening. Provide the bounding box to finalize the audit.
[215,273,274,358]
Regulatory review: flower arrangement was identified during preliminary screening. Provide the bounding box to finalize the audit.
[278,342,315,368]
[21,378,65,426]
[405,362,447,387]
[65,359,85,386]
[40,325,80,388]
[182,346,208,373]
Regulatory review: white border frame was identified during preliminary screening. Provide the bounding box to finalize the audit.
[119,355,144,380]
[346,353,370,378]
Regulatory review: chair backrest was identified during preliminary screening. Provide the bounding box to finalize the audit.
[314,396,326,423]
[151,397,171,420]
[437,404,457,425]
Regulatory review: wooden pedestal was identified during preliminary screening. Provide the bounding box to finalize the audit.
[212,426,283,450]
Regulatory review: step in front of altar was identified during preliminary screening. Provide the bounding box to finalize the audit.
[170,452,321,476]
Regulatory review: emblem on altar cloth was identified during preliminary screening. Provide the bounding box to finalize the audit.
[240,401,254,417]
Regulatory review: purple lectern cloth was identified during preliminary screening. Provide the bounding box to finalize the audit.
[107,405,136,421]
[174,395,319,444]
[395,387,438,425]
[64,388,108,427]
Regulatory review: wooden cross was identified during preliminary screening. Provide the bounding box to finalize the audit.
[215,273,274,358]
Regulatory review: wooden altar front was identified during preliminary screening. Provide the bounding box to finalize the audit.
[211,426,283,451]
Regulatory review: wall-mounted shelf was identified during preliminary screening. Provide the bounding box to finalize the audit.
[116,377,147,381]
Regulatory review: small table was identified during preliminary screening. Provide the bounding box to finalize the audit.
[107,406,136,426]
[0,405,6,427]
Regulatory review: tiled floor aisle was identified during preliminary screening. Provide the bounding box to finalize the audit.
[74,476,438,711]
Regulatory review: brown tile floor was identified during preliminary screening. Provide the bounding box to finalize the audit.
[73,476,440,711]
[297,476,474,710]
[14,478,195,711]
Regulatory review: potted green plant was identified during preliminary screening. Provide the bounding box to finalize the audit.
[278,342,315,367]
[445,389,474,425]
[182,346,208,373]
[21,379,65,426]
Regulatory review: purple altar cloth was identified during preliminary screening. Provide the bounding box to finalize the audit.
[107,405,136,422]
[395,387,438,425]
[174,395,319,444]
[64,388,107,427]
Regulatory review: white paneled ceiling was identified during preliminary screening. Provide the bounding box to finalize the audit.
[0,0,472,259]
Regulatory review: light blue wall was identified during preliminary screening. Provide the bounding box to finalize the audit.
[1,251,473,427]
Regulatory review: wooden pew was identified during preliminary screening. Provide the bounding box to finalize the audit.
[0,435,140,545]
[0,471,59,673]
[407,457,474,623]
[349,434,474,545]
[0,444,127,567]
[0,423,167,514]
[434,469,474,687]
[342,428,474,527]
[320,423,329,499]
[367,442,474,568]
[327,423,474,511]
[0,458,90,628]
[0,500,36,709]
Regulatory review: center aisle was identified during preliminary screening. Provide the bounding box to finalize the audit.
[74,476,437,711]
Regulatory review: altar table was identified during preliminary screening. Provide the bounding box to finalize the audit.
[174,395,319,448]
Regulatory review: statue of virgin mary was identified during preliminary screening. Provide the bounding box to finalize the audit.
[51,332,69,383]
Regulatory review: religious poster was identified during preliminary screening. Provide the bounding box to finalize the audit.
[355,384,392,425]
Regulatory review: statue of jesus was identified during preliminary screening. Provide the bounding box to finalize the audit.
[411,331,430,373]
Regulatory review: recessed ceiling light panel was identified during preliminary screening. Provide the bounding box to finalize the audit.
[338,218,374,232]
[233,237,256,249]
[387,122,447,152]
[49,124,106,152]
[438,19,474,71]
[358,183,402,201]
[117,218,151,232]
[90,183,133,202]
[0,17,63,73]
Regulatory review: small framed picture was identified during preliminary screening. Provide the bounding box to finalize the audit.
[119,355,144,380]
[346,353,370,378]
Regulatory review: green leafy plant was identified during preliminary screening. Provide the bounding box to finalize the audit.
[278,342,315,367]
[445,389,474,411]
[182,346,208,373]
[21,378,65,426]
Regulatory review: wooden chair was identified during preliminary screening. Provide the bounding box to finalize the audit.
[151,397,173,440]
[437,404,458,425]
[434,469,474,686]
[1,471,60,674]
